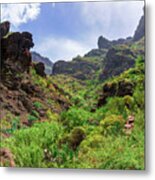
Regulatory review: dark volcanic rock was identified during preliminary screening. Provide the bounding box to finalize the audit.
[19,95,33,113]
[31,51,53,74]
[84,48,107,58]
[34,62,46,77]
[53,59,100,80]
[0,21,10,38]
[97,36,132,49]
[133,15,145,41]
[98,36,112,49]
[1,29,34,89]
[99,46,136,81]
[97,80,134,107]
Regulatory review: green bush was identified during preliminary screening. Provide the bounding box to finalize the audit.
[61,107,91,128]
[33,101,43,109]
[105,97,128,118]
[28,110,40,123]
[100,115,125,136]
[46,109,59,122]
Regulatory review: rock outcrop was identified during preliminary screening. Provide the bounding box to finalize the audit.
[98,36,132,49]
[97,79,134,107]
[0,21,10,38]
[1,25,34,89]
[84,48,107,58]
[31,51,53,75]
[99,46,136,81]
[52,58,100,80]
[34,62,46,77]
[133,14,145,41]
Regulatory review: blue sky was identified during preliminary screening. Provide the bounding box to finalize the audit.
[1,1,144,62]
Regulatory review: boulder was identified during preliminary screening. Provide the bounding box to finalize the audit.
[34,62,46,77]
[31,51,53,75]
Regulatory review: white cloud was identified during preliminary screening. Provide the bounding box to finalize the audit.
[34,36,91,62]
[81,1,144,39]
[1,3,41,28]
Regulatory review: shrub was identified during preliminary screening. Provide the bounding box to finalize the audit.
[33,101,43,109]
[1,116,20,134]
[46,109,59,122]
[123,95,134,109]
[68,127,86,150]
[27,110,39,123]
[100,115,125,136]
[61,107,91,128]
[105,97,128,118]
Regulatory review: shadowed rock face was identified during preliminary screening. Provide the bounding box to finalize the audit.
[133,15,145,42]
[97,36,132,49]
[1,30,34,89]
[97,80,134,107]
[34,62,46,77]
[52,59,100,80]
[99,46,136,81]
[98,36,112,49]
[0,21,10,38]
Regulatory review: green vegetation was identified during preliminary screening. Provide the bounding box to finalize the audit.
[1,41,145,169]
[1,114,21,135]
[33,101,43,109]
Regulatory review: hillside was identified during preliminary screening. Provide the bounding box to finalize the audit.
[0,11,145,170]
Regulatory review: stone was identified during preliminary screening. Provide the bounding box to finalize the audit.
[0,21,10,38]
[34,62,46,77]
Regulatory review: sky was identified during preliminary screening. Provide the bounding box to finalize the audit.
[1,1,144,62]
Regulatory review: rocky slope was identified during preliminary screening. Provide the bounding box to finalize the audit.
[0,22,71,139]
[31,51,53,75]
